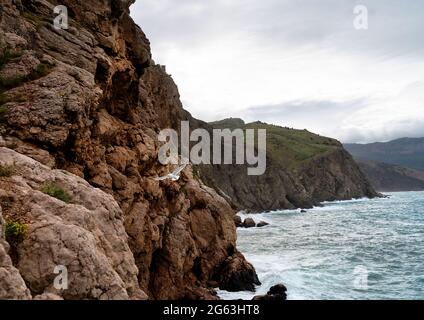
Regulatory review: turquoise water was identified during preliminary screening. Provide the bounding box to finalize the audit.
[219,192,424,300]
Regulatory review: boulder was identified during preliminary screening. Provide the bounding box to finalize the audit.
[233,215,243,227]
[257,221,269,228]
[268,283,288,295]
[215,252,261,292]
[252,283,287,301]
[243,218,256,228]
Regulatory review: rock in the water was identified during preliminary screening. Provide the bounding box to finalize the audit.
[301,209,307,213]
[257,221,269,228]
[268,283,288,295]
[243,218,256,228]
[234,215,243,227]
[252,283,287,301]
[215,252,261,292]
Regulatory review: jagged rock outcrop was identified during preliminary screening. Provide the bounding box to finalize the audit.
[0,0,257,299]
[213,252,261,292]
[253,284,287,301]
[0,147,146,299]
[198,120,379,212]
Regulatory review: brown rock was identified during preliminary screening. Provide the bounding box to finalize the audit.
[253,283,287,301]
[207,281,219,288]
[243,218,256,228]
[233,215,243,227]
[0,148,146,300]
[257,221,269,228]
[215,252,261,292]
[0,0,259,300]
[108,166,128,190]
[33,293,63,300]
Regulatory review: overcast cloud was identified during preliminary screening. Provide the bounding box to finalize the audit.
[131,0,424,143]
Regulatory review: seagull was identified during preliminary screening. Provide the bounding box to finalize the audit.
[154,163,188,181]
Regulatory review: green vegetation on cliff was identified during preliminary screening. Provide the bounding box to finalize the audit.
[202,118,378,211]
[210,118,341,169]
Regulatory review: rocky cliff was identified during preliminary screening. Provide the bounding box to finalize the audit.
[198,120,379,211]
[356,160,424,192]
[0,0,258,299]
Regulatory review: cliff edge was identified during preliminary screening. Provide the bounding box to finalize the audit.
[0,0,257,299]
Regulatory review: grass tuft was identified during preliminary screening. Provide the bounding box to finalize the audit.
[5,219,28,246]
[0,48,23,70]
[41,182,72,203]
[0,165,14,177]
[0,105,7,122]
[0,63,53,92]
[0,92,8,105]
[33,63,51,78]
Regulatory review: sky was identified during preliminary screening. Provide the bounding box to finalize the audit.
[130,0,424,143]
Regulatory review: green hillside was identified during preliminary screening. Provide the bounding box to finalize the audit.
[209,119,341,168]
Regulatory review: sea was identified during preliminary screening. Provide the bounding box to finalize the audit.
[218,191,424,300]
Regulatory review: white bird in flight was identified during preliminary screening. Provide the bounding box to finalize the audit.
[154,163,188,181]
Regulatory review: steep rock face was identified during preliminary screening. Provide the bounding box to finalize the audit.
[356,160,424,192]
[198,120,379,211]
[200,150,378,211]
[0,0,256,299]
[0,147,146,299]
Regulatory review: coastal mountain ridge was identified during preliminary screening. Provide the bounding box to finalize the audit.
[356,160,424,192]
[197,118,379,212]
[345,138,424,192]
[345,138,424,171]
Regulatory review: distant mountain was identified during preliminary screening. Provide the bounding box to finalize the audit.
[345,138,424,171]
[344,138,424,192]
[356,160,424,192]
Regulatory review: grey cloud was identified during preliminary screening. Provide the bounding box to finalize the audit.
[130,1,424,143]
[243,98,368,128]
[340,118,424,144]
[243,99,424,144]
[131,0,424,56]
